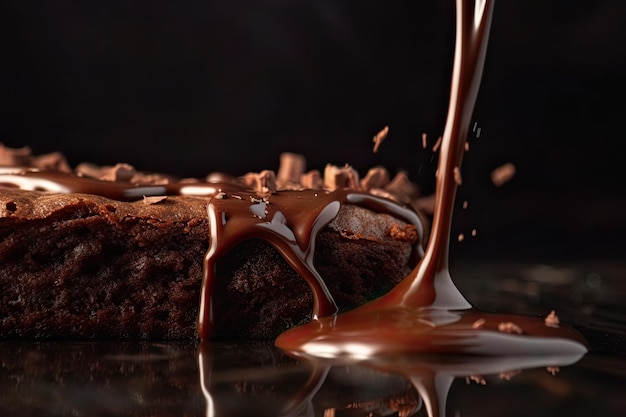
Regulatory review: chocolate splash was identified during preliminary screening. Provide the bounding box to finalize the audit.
[274,0,588,358]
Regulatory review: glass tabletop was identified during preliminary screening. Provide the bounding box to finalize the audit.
[1,259,624,417]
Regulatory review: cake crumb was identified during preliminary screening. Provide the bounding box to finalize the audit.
[462,200,468,209]
[457,233,464,242]
[544,310,560,328]
[491,162,516,187]
[389,223,418,243]
[497,321,522,334]
[372,125,389,153]
[464,141,470,152]
[471,228,477,236]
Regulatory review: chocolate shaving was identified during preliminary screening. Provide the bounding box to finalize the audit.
[544,310,560,328]
[472,318,486,329]
[491,162,516,187]
[497,322,523,334]
[360,166,390,191]
[372,125,389,153]
[323,164,360,190]
[0,143,32,166]
[300,170,323,190]
[385,171,419,200]
[277,152,306,186]
[142,195,168,205]
[466,375,486,385]
[76,162,137,182]
[412,194,435,215]
[369,188,401,203]
[131,172,171,185]
[240,170,277,197]
[432,136,442,152]
[547,366,560,376]
[31,152,72,173]
[206,172,238,184]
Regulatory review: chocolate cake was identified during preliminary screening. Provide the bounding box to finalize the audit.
[0,144,426,340]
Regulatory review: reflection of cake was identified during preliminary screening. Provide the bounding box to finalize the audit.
[0,145,425,340]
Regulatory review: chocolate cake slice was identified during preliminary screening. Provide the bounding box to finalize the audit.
[0,145,425,340]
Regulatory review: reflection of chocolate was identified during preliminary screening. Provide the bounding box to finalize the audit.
[275,0,588,360]
[0,339,593,417]
[361,349,585,417]
[197,342,421,417]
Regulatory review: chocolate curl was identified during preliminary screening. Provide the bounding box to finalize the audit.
[75,162,136,182]
[0,143,32,166]
[277,152,306,186]
[300,170,323,190]
[240,170,277,196]
[323,164,360,190]
[360,166,390,191]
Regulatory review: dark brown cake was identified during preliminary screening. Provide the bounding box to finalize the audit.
[0,145,425,340]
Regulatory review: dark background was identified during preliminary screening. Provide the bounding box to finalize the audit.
[1,0,625,260]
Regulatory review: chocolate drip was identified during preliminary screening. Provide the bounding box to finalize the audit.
[275,0,588,358]
[198,189,423,339]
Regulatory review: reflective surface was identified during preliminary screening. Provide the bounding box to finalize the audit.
[1,260,624,417]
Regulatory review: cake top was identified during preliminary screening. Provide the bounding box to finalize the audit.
[0,142,427,341]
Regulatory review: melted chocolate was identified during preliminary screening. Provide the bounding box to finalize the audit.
[275,0,588,358]
[197,188,423,340]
